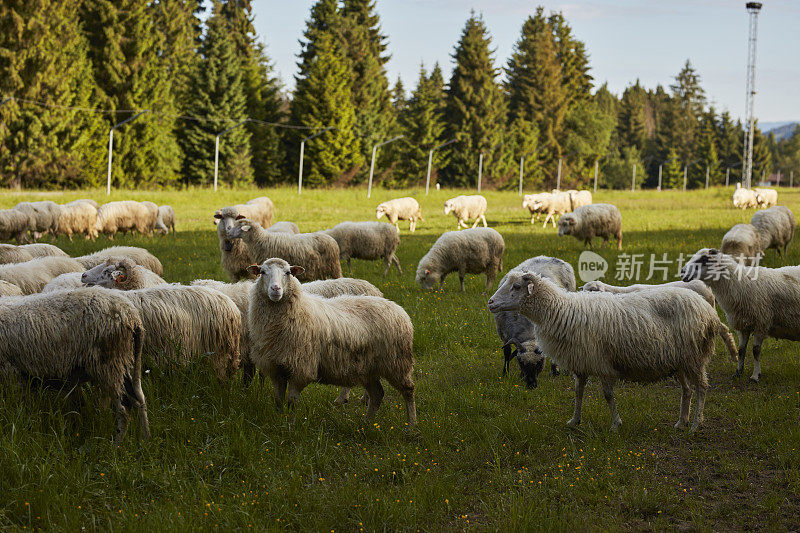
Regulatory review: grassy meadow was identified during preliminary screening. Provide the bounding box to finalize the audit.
[0,185,799,530]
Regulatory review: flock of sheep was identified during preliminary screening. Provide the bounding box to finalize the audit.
[0,186,798,442]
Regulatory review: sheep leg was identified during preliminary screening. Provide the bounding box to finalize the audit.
[391,253,402,275]
[287,380,306,423]
[542,214,552,228]
[550,361,559,376]
[735,331,751,378]
[567,374,587,428]
[481,215,487,227]
[242,361,256,387]
[689,375,709,432]
[616,232,623,250]
[271,374,288,413]
[750,335,765,383]
[113,396,131,444]
[458,271,466,292]
[674,371,692,429]
[502,345,513,376]
[334,387,351,405]
[346,257,352,274]
[601,377,622,430]
[470,218,478,229]
[364,379,385,423]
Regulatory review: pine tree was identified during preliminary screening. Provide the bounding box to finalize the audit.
[563,99,614,187]
[750,125,773,183]
[617,81,648,151]
[181,1,252,187]
[0,0,106,188]
[391,77,406,114]
[694,108,721,187]
[548,11,592,107]
[443,13,508,187]
[668,60,705,165]
[662,147,684,189]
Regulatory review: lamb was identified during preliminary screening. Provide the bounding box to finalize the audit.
[528,191,572,228]
[324,221,401,276]
[751,206,795,257]
[557,203,623,250]
[375,197,423,233]
[247,258,417,425]
[55,199,98,240]
[569,190,592,210]
[681,248,800,382]
[492,257,576,388]
[0,208,33,243]
[416,227,504,292]
[14,201,60,240]
[488,273,738,431]
[732,184,759,209]
[0,256,85,294]
[81,257,166,290]
[754,188,778,208]
[0,288,148,442]
[0,280,23,296]
[75,246,163,277]
[581,279,715,308]
[96,201,153,238]
[720,223,762,265]
[213,197,274,228]
[522,194,547,223]
[41,272,84,293]
[155,205,176,235]
[267,221,300,234]
[443,195,488,229]
[227,219,342,282]
[0,243,67,265]
[214,206,256,282]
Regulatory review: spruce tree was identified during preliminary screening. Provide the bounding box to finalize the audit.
[563,99,614,187]
[617,81,648,151]
[548,11,592,107]
[695,108,721,187]
[668,60,705,165]
[662,146,684,189]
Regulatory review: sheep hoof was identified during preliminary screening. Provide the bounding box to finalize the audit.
[566,418,580,428]
[749,376,760,384]
[610,420,622,431]
[674,420,688,430]
[333,398,348,406]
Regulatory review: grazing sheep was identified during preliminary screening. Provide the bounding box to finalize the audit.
[0,280,23,296]
[227,219,342,282]
[529,191,572,228]
[416,227,504,292]
[55,199,98,240]
[81,257,166,290]
[75,246,163,277]
[720,223,762,265]
[41,272,84,293]
[492,257,576,388]
[0,288,148,442]
[247,258,417,425]
[732,184,759,209]
[375,197,423,233]
[213,197,274,228]
[0,243,69,265]
[522,194,547,223]
[751,206,795,257]
[96,201,152,238]
[488,273,737,431]
[754,188,778,208]
[558,203,623,250]
[267,221,300,234]
[0,209,33,243]
[324,221,401,276]
[0,256,84,294]
[155,205,176,235]
[569,190,592,211]
[681,248,800,382]
[581,279,715,308]
[214,206,256,282]
[14,201,60,240]
[444,195,488,229]
[141,201,159,234]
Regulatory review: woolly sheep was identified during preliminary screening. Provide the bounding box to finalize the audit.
[720,223,762,265]
[416,227,504,292]
[492,257,576,388]
[443,195,488,229]
[56,199,98,240]
[569,190,592,210]
[75,246,163,277]
[267,221,300,234]
[751,206,795,257]
[681,248,800,382]
[214,206,256,282]
[529,191,572,228]
[732,184,759,209]
[754,187,778,208]
[0,256,84,294]
[213,197,274,228]
[324,221,401,276]
[96,201,152,238]
[488,273,737,431]
[227,219,342,282]
[14,201,60,240]
[581,279,715,308]
[0,280,23,296]
[558,203,623,250]
[0,209,33,243]
[81,257,166,290]
[41,272,84,293]
[0,288,148,442]
[155,205,176,235]
[375,197,423,233]
[0,243,67,265]
[141,201,159,234]
[247,258,417,425]
[522,194,547,223]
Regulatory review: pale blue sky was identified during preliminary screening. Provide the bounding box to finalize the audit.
[252,1,799,123]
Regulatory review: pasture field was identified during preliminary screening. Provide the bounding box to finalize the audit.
[1,186,799,531]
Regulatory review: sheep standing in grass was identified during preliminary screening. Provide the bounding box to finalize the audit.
[681,248,800,382]
[522,194,546,223]
[416,227,504,292]
[324,221,401,276]
[754,188,778,208]
[528,192,572,228]
[75,246,163,276]
[0,280,23,296]
[732,184,759,209]
[14,201,60,240]
[82,257,166,290]
[155,205,176,235]
[444,195,488,229]
[247,258,416,425]
[492,257,575,388]
[720,224,762,265]
[267,221,300,234]
[0,256,84,294]
[0,288,148,442]
[558,203,623,250]
[141,201,159,234]
[375,197,423,233]
[569,190,592,210]
[96,201,152,238]
[751,206,794,257]
[488,273,737,431]
[227,219,342,281]
[214,206,256,282]
[56,199,98,240]
[0,243,67,265]
[0,209,33,243]
[214,197,274,228]
[581,279,715,308]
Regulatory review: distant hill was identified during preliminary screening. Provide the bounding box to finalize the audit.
[764,122,799,141]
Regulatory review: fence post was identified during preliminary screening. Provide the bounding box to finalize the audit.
[106,129,114,196]
[297,141,305,195]
[518,156,524,196]
[657,164,662,191]
[683,165,687,191]
[425,150,433,195]
[631,164,636,192]
[477,153,483,192]
[705,165,709,189]
[556,158,562,190]
[593,160,599,193]
[213,136,220,192]
[726,167,730,187]
[367,145,378,199]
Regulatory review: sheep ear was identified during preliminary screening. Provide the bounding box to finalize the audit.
[290,265,305,277]
[213,219,219,226]
[241,225,251,232]
[246,264,261,276]
[236,214,246,220]
[213,212,222,219]
[114,271,126,283]
[708,248,720,255]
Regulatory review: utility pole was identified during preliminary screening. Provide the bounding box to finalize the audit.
[213,119,249,192]
[742,2,763,189]
[367,135,403,198]
[106,110,149,195]
[298,127,333,195]
[477,153,483,192]
[425,139,455,195]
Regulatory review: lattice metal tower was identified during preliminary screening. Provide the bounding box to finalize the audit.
[743,2,763,189]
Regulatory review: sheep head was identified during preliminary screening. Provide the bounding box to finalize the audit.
[250,258,304,302]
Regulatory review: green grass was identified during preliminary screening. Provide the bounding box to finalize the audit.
[1,186,799,531]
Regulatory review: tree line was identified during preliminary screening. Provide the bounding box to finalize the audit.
[0,0,797,190]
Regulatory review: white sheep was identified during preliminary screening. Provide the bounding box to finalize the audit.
[754,188,778,208]
[41,272,84,293]
[267,221,300,234]
[213,197,274,228]
[522,194,547,223]
[732,184,759,209]
[416,227,504,292]
[558,203,623,250]
[443,195,488,229]
[720,223,762,265]
[681,248,800,382]
[0,243,67,265]
[81,257,166,290]
[375,197,423,233]
[751,206,794,257]
[0,280,23,296]
[55,199,98,240]
[214,206,256,282]
[155,205,176,235]
[227,219,342,281]
[0,209,33,243]
[0,256,84,294]
[96,201,153,238]
[14,201,60,240]
[247,258,417,425]
[324,221,401,276]
[75,246,163,277]
[581,279,715,308]
[569,190,592,210]
[141,201,159,234]
[488,273,737,431]
[529,191,572,228]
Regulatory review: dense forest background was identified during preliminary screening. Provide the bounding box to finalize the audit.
[1,0,798,190]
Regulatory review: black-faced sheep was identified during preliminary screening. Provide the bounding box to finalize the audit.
[375,197,423,233]
[444,195,488,229]
[324,221,401,276]
[558,203,623,250]
[416,227,504,292]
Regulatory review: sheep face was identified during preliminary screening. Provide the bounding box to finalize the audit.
[249,259,304,302]
[443,201,454,215]
[375,205,386,219]
[226,218,253,240]
[82,260,127,289]
[514,341,545,389]
[680,248,722,282]
[581,281,604,292]
[488,272,534,313]
[415,267,440,290]
[557,214,577,236]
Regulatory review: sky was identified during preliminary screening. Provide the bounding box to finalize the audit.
[252,0,800,124]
